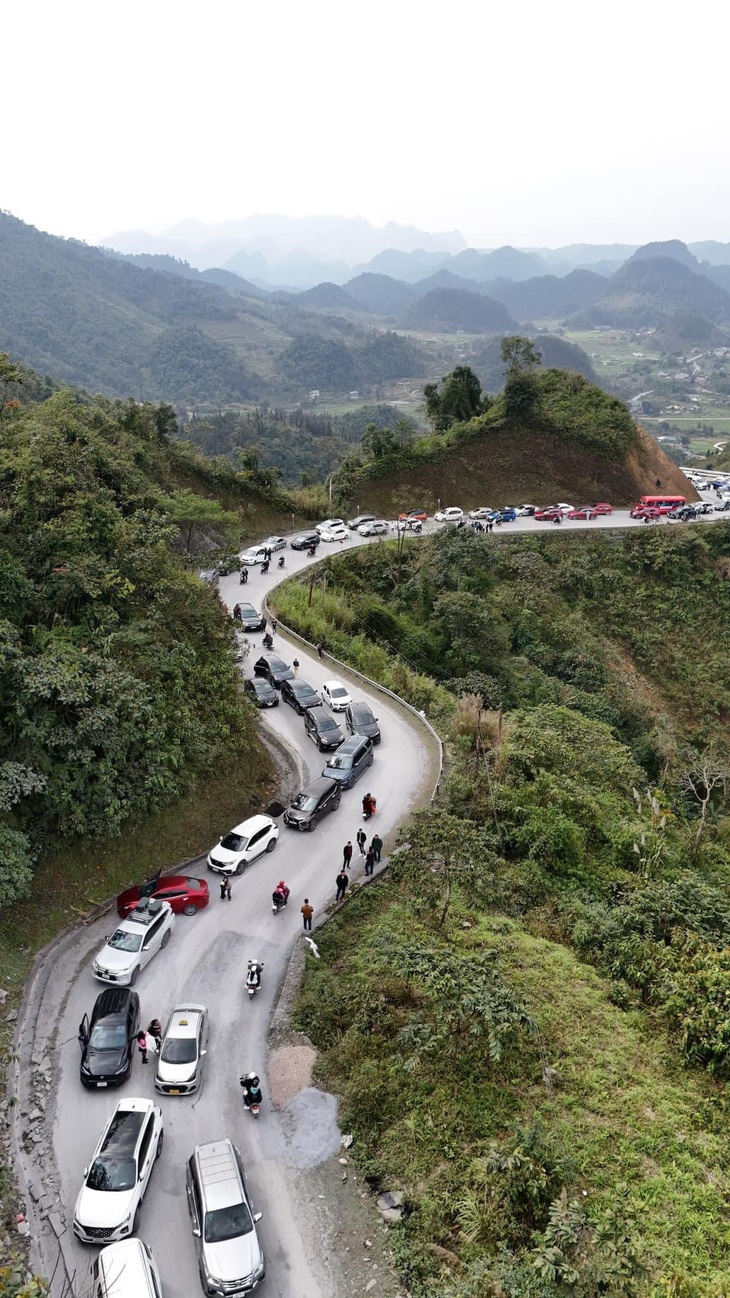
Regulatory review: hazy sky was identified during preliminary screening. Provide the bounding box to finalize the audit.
[4,0,729,249]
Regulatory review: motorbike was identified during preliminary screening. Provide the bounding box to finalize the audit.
[246,960,264,999]
[239,568,249,584]
[307,545,317,557]
[240,1073,263,1118]
[272,891,289,915]
[362,797,376,821]
[262,633,273,651]
[277,555,285,568]
[552,515,562,525]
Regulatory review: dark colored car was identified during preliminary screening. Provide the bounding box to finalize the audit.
[244,677,279,708]
[497,508,517,522]
[253,653,295,687]
[79,988,140,1089]
[667,505,696,520]
[117,875,209,919]
[303,705,345,751]
[283,777,342,830]
[347,514,376,530]
[321,734,374,788]
[281,678,323,714]
[237,602,266,632]
[345,701,381,744]
[290,531,321,551]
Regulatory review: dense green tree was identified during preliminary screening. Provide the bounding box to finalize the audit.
[424,365,487,431]
[500,335,543,377]
[394,807,490,925]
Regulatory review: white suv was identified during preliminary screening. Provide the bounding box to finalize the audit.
[73,1097,163,1243]
[207,814,278,876]
[93,898,175,986]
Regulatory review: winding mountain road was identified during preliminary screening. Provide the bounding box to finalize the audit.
[17,496,726,1297]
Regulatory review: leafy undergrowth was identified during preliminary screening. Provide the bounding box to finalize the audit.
[296,885,730,1297]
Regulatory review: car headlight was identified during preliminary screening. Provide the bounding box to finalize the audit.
[253,1261,265,1280]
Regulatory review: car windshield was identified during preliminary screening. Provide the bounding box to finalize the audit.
[220,832,247,851]
[327,755,352,770]
[89,1023,127,1050]
[320,716,339,730]
[352,707,372,722]
[86,1157,136,1192]
[161,1037,197,1064]
[107,929,142,953]
[291,794,317,811]
[186,878,202,888]
[204,1202,254,1243]
[330,688,348,699]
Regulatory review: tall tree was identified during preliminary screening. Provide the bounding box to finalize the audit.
[500,335,543,378]
[395,807,489,925]
[424,366,486,431]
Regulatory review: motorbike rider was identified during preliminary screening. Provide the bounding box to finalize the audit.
[233,604,243,623]
[272,881,290,910]
[240,1072,263,1109]
[362,792,376,819]
[262,631,273,650]
[277,554,285,568]
[261,559,270,574]
[307,544,317,557]
[239,567,248,584]
[246,960,263,990]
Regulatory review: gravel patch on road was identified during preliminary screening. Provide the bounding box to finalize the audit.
[270,1043,317,1107]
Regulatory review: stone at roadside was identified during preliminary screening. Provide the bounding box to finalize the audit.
[0,989,7,1004]
[377,1190,405,1223]
[341,1133,354,1148]
[366,1282,377,1293]
[6,1009,18,1022]
[339,1157,348,1165]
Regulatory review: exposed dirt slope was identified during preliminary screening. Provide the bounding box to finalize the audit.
[352,424,695,514]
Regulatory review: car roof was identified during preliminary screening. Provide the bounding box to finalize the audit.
[167,1005,206,1038]
[289,679,316,693]
[249,676,273,690]
[98,1098,155,1156]
[228,813,275,836]
[258,652,287,666]
[303,776,337,796]
[239,602,259,613]
[324,679,345,689]
[350,700,373,713]
[195,1139,243,1211]
[306,705,336,724]
[118,899,171,929]
[333,734,368,754]
[91,987,136,1020]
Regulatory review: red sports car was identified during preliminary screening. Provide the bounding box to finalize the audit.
[534,507,564,521]
[630,506,661,520]
[592,502,613,514]
[117,874,210,918]
[567,507,596,520]
[397,508,428,522]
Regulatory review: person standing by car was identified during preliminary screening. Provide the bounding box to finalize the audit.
[293,658,300,677]
[137,1031,148,1065]
[301,899,314,931]
[343,840,353,869]
[335,871,349,901]
[371,832,383,863]
[147,1019,163,1051]
[220,877,232,901]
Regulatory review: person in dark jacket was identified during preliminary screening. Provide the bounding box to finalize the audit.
[364,847,375,876]
[371,832,383,862]
[335,871,349,901]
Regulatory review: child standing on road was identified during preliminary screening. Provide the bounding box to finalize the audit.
[137,1031,148,1064]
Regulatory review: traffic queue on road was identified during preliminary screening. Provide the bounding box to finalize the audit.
[76,616,383,1295]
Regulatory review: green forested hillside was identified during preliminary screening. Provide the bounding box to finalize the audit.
[275,524,730,1297]
[0,385,288,905]
[0,212,432,405]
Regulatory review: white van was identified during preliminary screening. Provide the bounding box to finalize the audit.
[91,1238,162,1298]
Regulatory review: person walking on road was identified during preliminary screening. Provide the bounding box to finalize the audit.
[270,618,277,634]
[147,1019,163,1051]
[316,641,324,659]
[371,832,383,862]
[342,840,353,869]
[356,828,367,855]
[301,899,314,931]
[364,847,376,876]
[220,877,232,901]
[137,1031,148,1064]
[293,658,300,677]
[335,870,349,901]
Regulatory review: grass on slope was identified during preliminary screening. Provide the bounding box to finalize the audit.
[296,885,730,1295]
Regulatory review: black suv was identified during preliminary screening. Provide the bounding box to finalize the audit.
[283,777,342,830]
[253,653,294,687]
[290,531,321,551]
[303,705,344,751]
[281,679,322,714]
[237,602,266,632]
[345,701,381,744]
[321,734,374,788]
[244,677,279,708]
[78,988,140,1089]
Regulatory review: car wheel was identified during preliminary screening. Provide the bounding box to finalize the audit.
[161,930,171,948]
[156,1131,164,1159]
[266,838,276,853]
[183,903,198,916]
[133,1204,141,1233]
[130,966,140,987]
[235,859,246,876]
[309,815,319,831]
